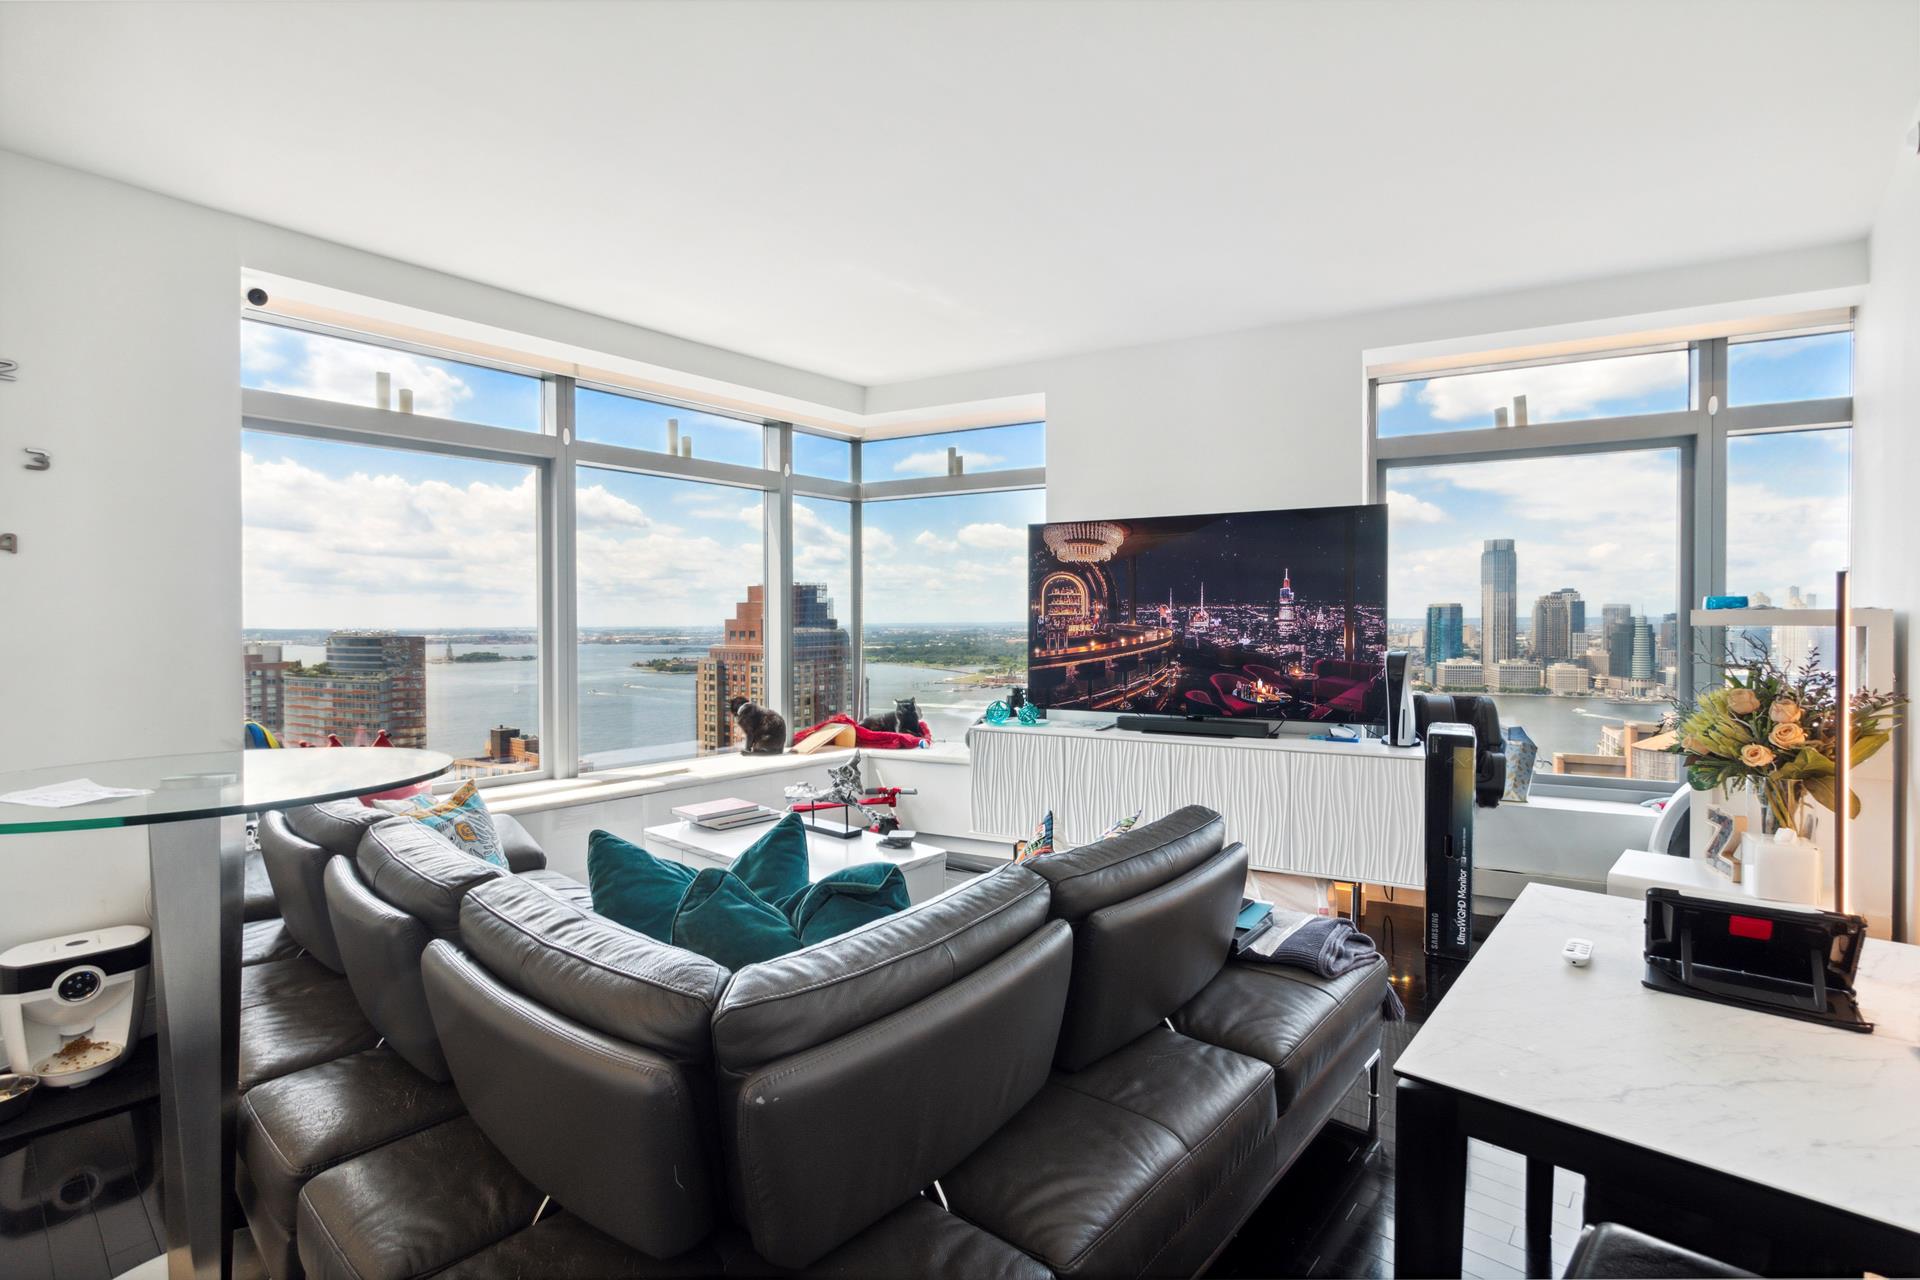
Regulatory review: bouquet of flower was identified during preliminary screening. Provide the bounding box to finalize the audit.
[1670,643,1903,834]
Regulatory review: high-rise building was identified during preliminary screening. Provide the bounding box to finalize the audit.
[1631,615,1655,680]
[1479,539,1517,674]
[1424,602,1464,669]
[1601,603,1632,634]
[696,584,853,752]
[1529,588,1582,661]
[282,630,427,747]
[242,641,290,734]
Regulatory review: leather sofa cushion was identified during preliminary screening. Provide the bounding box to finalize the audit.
[238,1047,464,1252]
[1025,805,1226,921]
[242,918,304,966]
[259,808,346,972]
[712,862,1051,1070]
[244,850,280,923]
[519,867,594,910]
[458,875,726,1064]
[494,813,548,873]
[1172,958,1388,1112]
[239,956,379,1091]
[442,1198,1052,1280]
[297,1116,543,1280]
[286,800,398,857]
[945,1027,1276,1278]
[356,817,507,939]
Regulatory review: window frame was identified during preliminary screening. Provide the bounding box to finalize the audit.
[240,315,1042,783]
[1368,325,1853,753]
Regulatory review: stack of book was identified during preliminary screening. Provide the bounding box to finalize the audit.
[672,798,780,831]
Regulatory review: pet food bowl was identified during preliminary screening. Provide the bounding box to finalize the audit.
[0,1073,40,1125]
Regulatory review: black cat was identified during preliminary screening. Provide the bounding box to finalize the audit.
[729,697,788,755]
[860,697,922,737]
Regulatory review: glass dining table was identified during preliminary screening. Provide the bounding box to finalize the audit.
[0,748,451,1280]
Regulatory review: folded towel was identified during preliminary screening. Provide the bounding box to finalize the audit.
[1247,913,1405,1021]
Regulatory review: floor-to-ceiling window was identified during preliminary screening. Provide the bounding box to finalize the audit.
[240,311,1044,778]
[1372,324,1853,779]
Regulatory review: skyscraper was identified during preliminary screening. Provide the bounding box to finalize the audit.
[1631,615,1655,681]
[696,584,853,751]
[1529,587,1582,661]
[1424,603,1464,669]
[1479,539,1518,674]
[282,630,427,747]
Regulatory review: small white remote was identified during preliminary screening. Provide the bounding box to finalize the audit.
[1563,938,1593,967]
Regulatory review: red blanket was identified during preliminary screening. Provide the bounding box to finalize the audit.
[792,712,932,750]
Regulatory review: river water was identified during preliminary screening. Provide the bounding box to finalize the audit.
[270,641,1659,771]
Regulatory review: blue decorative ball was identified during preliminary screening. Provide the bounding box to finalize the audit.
[1017,702,1041,726]
[985,700,1011,725]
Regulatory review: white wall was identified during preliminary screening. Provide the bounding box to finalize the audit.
[868,244,1869,520]
[1852,116,1920,935]
[0,150,864,955]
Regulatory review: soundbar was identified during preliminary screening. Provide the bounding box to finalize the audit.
[1114,715,1280,740]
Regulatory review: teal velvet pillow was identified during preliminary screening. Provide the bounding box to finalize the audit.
[671,868,804,971]
[587,829,695,943]
[727,812,811,916]
[790,863,911,946]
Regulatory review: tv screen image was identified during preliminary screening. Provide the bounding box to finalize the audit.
[1027,504,1387,724]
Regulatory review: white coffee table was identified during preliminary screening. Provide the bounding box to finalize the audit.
[643,819,948,904]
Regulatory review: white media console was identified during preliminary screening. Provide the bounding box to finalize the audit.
[968,721,1426,888]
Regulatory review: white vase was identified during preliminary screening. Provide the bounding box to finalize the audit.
[1745,827,1821,904]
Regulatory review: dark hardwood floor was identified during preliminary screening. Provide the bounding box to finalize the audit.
[0,900,1575,1279]
[1209,898,1585,1280]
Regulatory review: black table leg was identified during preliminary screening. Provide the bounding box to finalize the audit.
[1395,1077,1467,1279]
[1526,1156,1555,1277]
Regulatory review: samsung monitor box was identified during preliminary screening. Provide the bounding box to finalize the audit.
[1423,721,1475,959]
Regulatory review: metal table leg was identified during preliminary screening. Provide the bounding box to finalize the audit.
[148,814,242,1280]
[1526,1156,1555,1277]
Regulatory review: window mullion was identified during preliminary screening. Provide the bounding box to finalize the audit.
[850,440,865,719]
[547,376,580,781]
[765,425,794,731]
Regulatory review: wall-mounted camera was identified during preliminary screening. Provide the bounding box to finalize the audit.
[245,287,269,307]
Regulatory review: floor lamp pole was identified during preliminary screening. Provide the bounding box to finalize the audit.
[1834,567,1851,917]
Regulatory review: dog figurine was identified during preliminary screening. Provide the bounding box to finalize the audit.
[730,697,788,755]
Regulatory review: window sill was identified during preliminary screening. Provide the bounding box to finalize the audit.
[482,746,861,818]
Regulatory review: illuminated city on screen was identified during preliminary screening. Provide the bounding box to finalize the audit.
[1027,506,1387,723]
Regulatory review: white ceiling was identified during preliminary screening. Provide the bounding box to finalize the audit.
[2,1,1916,387]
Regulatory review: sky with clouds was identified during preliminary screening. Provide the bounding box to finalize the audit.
[241,324,1042,629]
[241,323,1846,632]
[1383,333,1851,621]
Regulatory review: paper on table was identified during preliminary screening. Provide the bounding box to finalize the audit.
[0,778,156,808]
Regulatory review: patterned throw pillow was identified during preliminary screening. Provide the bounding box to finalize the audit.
[1012,810,1055,863]
[398,780,507,867]
[1097,810,1143,842]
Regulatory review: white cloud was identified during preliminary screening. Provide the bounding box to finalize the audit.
[242,451,538,627]
[956,521,1027,551]
[1375,382,1407,409]
[253,331,476,418]
[914,530,959,554]
[1416,351,1685,425]
[889,448,1006,477]
[1386,489,1446,524]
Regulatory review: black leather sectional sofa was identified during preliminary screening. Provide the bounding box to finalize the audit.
[240,801,1388,1278]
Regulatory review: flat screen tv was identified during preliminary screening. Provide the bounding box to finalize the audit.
[1027,503,1387,724]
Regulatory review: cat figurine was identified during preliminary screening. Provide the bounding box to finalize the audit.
[729,697,788,755]
[861,697,922,737]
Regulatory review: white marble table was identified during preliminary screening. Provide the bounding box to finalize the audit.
[643,820,947,904]
[1394,883,1920,1277]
